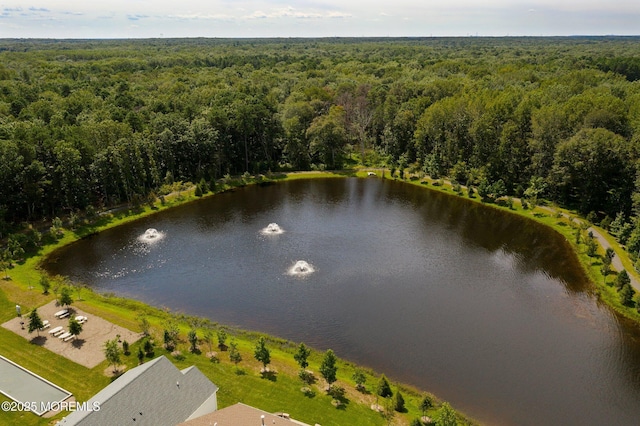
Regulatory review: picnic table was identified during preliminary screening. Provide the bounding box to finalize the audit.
[58,332,72,340]
[48,326,63,335]
[54,309,68,318]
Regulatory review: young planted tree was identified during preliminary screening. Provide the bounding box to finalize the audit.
[137,346,145,364]
[319,349,338,389]
[601,262,611,284]
[604,247,615,264]
[163,329,176,351]
[352,368,367,391]
[104,338,122,374]
[59,286,73,307]
[202,329,214,354]
[122,340,130,355]
[376,374,393,400]
[138,316,151,336]
[163,321,179,351]
[294,342,311,370]
[615,270,631,290]
[143,338,155,357]
[585,235,598,257]
[229,340,242,370]
[68,317,83,340]
[420,394,434,417]
[188,329,198,353]
[620,283,636,306]
[40,276,51,294]
[393,390,406,412]
[27,308,44,336]
[253,336,271,372]
[217,328,228,349]
[435,402,458,426]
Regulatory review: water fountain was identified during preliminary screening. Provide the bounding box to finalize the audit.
[288,260,314,276]
[138,228,164,243]
[261,223,284,235]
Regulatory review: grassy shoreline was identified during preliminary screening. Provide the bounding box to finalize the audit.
[2,169,638,425]
[0,171,474,426]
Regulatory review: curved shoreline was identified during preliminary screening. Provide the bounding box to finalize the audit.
[5,169,638,425]
[4,171,479,426]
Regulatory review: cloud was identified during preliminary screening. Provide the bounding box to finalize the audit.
[244,6,351,20]
[127,14,150,21]
[167,13,234,21]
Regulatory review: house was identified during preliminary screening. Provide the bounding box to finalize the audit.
[178,402,313,426]
[58,356,218,425]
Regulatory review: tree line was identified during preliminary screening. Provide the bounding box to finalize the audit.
[1,37,640,259]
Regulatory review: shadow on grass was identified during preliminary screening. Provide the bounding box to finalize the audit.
[234,368,246,376]
[30,335,47,345]
[355,385,371,395]
[328,385,350,410]
[300,386,315,398]
[261,370,277,382]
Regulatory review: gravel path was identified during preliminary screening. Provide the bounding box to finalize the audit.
[536,205,640,292]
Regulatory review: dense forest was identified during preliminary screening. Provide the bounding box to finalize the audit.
[2,37,640,259]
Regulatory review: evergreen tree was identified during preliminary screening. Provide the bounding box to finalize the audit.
[376,374,393,398]
[137,346,145,364]
[27,308,44,336]
[393,389,406,412]
[615,270,631,290]
[620,283,636,306]
[143,338,155,356]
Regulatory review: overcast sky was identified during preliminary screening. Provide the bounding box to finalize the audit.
[1,1,639,38]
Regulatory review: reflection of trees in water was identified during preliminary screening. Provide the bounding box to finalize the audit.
[397,183,588,292]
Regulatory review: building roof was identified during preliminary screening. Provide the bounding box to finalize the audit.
[59,356,218,426]
[179,403,312,426]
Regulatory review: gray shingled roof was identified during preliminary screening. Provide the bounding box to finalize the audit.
[59,356,218,426]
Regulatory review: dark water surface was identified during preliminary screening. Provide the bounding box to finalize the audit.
[44,178,640,425]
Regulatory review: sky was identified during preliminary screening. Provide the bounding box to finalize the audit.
[0,1,639,39]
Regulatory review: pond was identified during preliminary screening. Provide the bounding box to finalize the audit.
[44,178,640,425]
